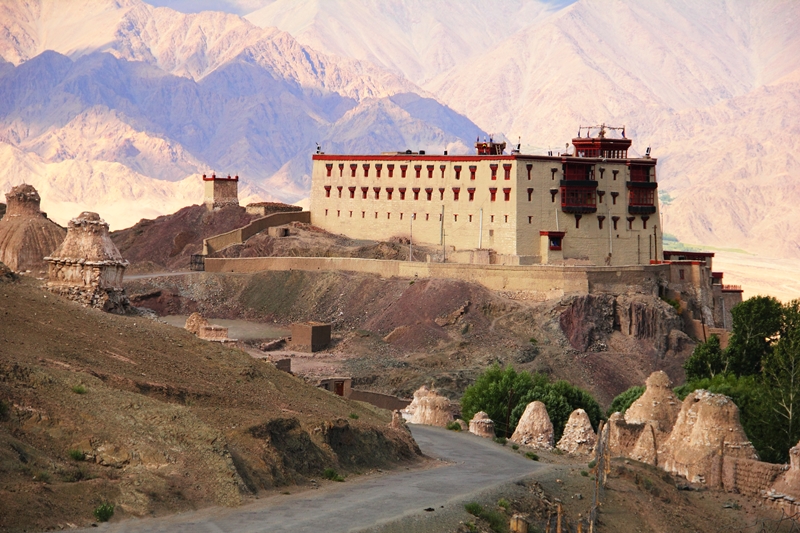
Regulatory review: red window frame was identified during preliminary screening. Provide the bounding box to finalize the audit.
[489,187,497,202]
[440,165,446,178]
[628,188,655,206]
[387,164,394,177]
[325,164,333,177]
[363,163,370,177]
[452,187,460,201]
[373,187,381,199]
[490,164,498,180]
[560,187,596,208]
[468,188,476,201]
[503,164,512,180]
[401,165,408,178]
[399,187,406,200]
[348,186,356,199]
[425,187,433,201]
[324,185,331,197]
[412,187,420,200]
[503,188,511,201]
[375,164,382,178]
[454,166,462,180]
[414,165,422,178]
[469,166,477,180]
[350,164,357,178]
[427,165,434,178]
[361,186,368,199]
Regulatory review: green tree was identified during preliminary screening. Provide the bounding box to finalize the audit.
[510,378,603,441]
[762,327,800,463]
[607,385,646,417]
[683,335,726,381]
[460,364,537,436]
[726,296,783,376]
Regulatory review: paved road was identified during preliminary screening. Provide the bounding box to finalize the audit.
[85,425,545,533]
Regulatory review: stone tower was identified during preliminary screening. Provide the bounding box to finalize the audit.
[45,212,131,313]
[203,174,239,211]
[0,184,66,272]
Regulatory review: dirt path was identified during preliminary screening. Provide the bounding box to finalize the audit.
[78,426,547,533]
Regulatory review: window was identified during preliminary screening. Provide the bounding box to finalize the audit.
[401,165,408,178]
[468,188,476,201]
[469,214,473,222]
[452,187,460,201]
[363,163,370,177]
[598,167,605,179]
[612,216,619,230]
[454,214,458,222]
[503,188,511,201]
[489,187,497,201]
[526,163,532,180]
[560,187,596,208]
[597,190,605,203]
[362,211,365,218]
[350,164,357,177]
[490,164,498,180]
[438,188,445,200]
[361,186,369,199]
[527,188,534,201]
[375,164,382,178]
[348,186,356,199]
[627,216,635,229]
[349,210,353,217]
[503,164,512,180]
[337,210,340,217]
[550,189,558,203]
[339,163,344,177]
[490,215,495,222]
[325,209,328,216]
[551,168,558,180]
[375,211,378,218]
[630,165,650,182]
[427,165,434,178]
[629,188,655,206]
[598,215,605,229]
[454,165,462,180]
[388,164,395,177]
[489,229,494,236]
[386,187,394,200]
[528,216,533,224]
[425,188,433,201]
[426,213,430,221]
[563,163,593,181]
[337,185,343,198]
[399,187,406,200]
[575,214,581,228]
[612,170,619,181]
[679,269,685,280]
[549,236,562,250]
[414,165,422,178]
[440,165,446,178]
[642,216,649,229]
[412,188,420,200]
[387,212,391,219]
[400,213,403,220]
[504,215,508,223]
[611,192,619,205]
[373,187,381,199]
[324,185,331,197]
[469,166,477,180]
[325,163,333,177]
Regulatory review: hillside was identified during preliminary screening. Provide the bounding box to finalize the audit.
[0,273,421,532]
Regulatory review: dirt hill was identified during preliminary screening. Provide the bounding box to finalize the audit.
[0,273,421,532]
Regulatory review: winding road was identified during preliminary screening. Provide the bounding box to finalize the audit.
[85,425,545,533]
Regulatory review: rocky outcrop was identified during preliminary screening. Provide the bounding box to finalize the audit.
[0,185,65,273]
[45,212,132,313]
[468,411,495,438]
[659,390,758,483]
[559,294,684,355]
[0,260,16,283]
[511,401,554,449]
[556,409,597,455]
[406,386,453,427]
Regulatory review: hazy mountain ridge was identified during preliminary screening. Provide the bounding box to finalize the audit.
[0,0,483,229]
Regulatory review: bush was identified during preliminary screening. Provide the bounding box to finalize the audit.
[446,421,462,431]
[322,468,345,482]
[68,449,85,461]
[493,437,507,446]
[464,502,507,533]
[348,413,359,419]
[525,452,539,461]
[465,502,483,516]
[34,471,51,483]
[497,498,510,510]
[94,502,114,522]
[71,385,86,394]
[588,459,597,469]
[606,386,645,417]
[580,470,589,477]
[511,444,519,450]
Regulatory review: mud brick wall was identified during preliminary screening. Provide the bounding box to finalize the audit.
[349,389,412,411]
[607,416,645,458]
[199,325,229,340]
[721,457,786,497]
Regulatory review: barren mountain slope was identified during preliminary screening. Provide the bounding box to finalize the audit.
[0,274,420,532]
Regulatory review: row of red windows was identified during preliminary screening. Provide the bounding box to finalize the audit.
[323,210,512,224]
[571,215,651,230]
[323,185,527,202]
[558,188,655,208]
[324,163,533,180]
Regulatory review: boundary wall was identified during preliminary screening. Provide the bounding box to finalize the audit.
[204,256,670,299]
[203,211,310,254]
[349,390,411,411]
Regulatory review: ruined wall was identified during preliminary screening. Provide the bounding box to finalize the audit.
[721,457,785,497]
[0,185,65,272]
[349,390,411,411]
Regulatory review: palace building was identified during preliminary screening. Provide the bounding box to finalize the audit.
[310,126,661,266]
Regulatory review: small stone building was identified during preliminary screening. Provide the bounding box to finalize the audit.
[203,174,239,211]
[317,377,352,397]
[291,322,331,352]
[0,184,66,273]
[44,212,131,313]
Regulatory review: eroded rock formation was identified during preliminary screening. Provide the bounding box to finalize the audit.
[469,411,495,438]
[45,212,132,313]
[659,390,758,483]
[406,386,453,427]
[557,409,597,455]
[0,184,65,272]
[511,401,555,449]
[624,371,681,434]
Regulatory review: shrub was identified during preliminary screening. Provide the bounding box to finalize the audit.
[68,449,85,461]
[464,502,507,533]
[349,413,359,419]
[464,502,483,516]
[446,421,462,431]
[323,468,344,482]
[511,444,519,450]
[497,498,510,510]
[580,470,589,477]
[35,471,51,483]
[493,437,507,446]
[588,459,597,469]
[93,502,114,522]
[525,452,539,461]
[71,385,86,394]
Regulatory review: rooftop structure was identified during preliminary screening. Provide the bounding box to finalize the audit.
[203,173,239,211]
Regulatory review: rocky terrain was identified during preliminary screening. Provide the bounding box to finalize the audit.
[0,269,421,532]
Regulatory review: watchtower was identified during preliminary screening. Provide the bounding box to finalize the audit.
[203,173,239,211]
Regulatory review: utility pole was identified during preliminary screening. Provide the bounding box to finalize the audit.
[505,387,515,438]
[478,208,483,249]
[440,205,445,262]
[409,213,414,261]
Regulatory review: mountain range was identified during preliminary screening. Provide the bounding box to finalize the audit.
[0,0,797,264]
